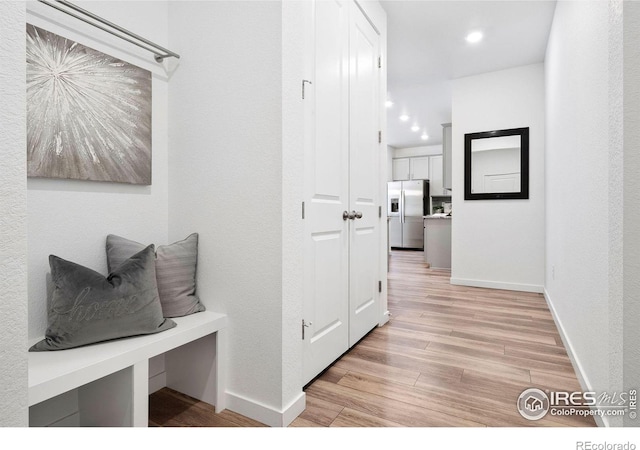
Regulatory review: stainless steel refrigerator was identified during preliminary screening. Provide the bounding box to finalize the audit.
[388,180,429,249]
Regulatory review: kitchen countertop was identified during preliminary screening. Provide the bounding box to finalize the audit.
[424,214,452,220]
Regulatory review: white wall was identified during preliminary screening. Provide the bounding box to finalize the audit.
[167,0,303,426]
[622,0,640,428]
[451,64,545,292]
[0,0,28,427]
[545,0,623,426]
[281,0,306,420]
[26,1,171,340]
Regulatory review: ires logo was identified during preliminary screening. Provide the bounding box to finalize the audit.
[550,391,597,407]
[517,388,550,421]
[518,388,638,421]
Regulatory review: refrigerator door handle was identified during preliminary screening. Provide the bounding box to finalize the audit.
[401,190,405,224]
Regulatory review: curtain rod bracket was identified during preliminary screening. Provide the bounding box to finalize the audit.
[37,0,181,63]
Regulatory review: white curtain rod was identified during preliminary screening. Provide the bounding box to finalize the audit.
[37,0,180,62]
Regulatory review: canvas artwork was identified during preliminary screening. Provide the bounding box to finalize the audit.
[26,24,152,185]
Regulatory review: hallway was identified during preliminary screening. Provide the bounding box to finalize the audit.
[289,250,595,427]
[150,251,595,427]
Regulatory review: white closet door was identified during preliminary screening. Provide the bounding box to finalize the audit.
[348,2,381,347]
[302,0,350,385]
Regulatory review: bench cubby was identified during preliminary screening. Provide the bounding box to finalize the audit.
[28,311,227,427]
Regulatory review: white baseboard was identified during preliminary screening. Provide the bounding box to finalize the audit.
[148,354,166,394]
[543,289,607,427]
[148,371,166,395]
[50,412,80,427]
[29,388,78,427]
[225,390,305,427]
[450,277,544,293]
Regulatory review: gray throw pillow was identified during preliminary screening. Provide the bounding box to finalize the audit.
[106,233,205,318]
[30,245,176,352]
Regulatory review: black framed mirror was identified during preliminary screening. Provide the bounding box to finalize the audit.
[464,127,529,200]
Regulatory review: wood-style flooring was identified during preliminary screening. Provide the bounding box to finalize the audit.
[149,250,595,427]
[149,387,266,427]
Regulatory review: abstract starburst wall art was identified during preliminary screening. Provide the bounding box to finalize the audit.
[26,24,152,185]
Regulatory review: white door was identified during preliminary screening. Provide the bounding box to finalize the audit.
[302,0,350,384]
[348,3,381,347]
[302,0,382,383]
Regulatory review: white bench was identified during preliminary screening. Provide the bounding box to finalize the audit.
[28,311,228,427]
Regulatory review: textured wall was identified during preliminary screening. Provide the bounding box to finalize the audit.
[0,1,29,427]
[608,0,624,427]
[167,0,286,418]
[545,0,619,424]
[451,64,545,292]
[281,0,305,416]
[623,0,640,428]
[26,1,171,340]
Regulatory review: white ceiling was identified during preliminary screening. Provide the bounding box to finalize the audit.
[380,0,557,148]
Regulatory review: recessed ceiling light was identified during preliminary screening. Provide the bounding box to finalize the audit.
[411,125,420,132]
[399,114,409,122]
[385,100,394,108]
[465,31,483,44]
[421,133,429,140]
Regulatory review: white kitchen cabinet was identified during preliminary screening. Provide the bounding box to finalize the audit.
[410,156,430,180]
[392,158,410,180]
[442,123,452,190]
[429,154,444,196]
[424,217,451,269]
[392,156,429,181]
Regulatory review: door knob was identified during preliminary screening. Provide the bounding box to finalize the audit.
[343,210,355,220]
[353,211,363,219]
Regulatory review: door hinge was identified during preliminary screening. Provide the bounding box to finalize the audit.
[379,205,382,218]
[378,280,382,293]
[302,319,312,340]
[302,201,305,219]
[378,56,382,69]
[302,79,312,99]
[378,130,382,143]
